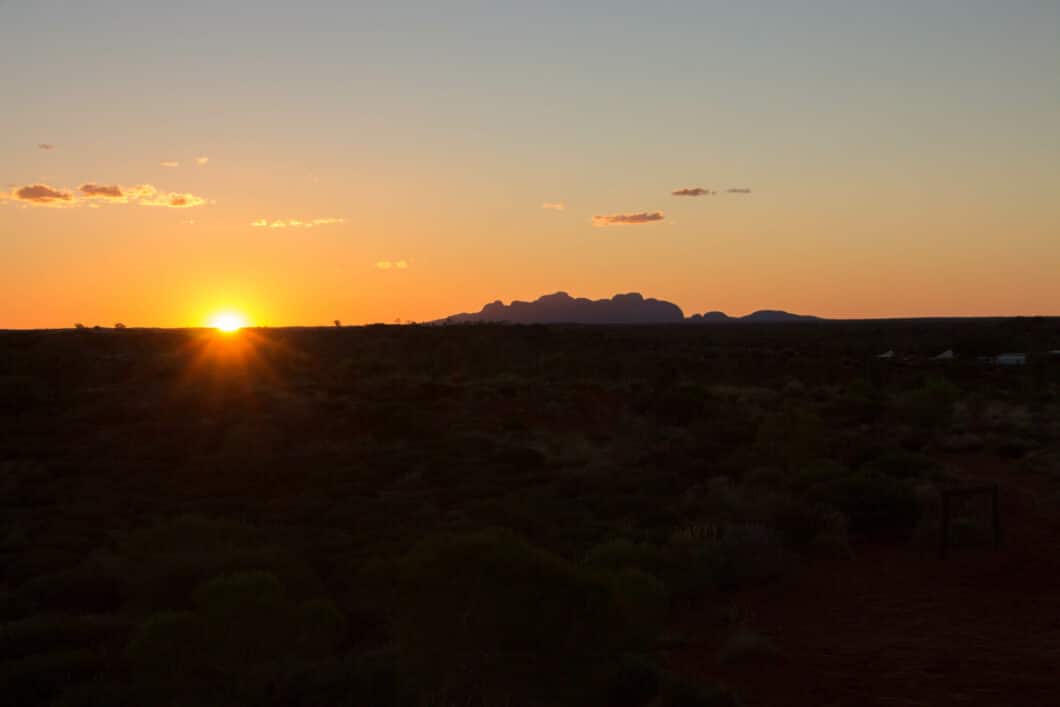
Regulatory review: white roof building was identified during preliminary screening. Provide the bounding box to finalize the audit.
[995,353,1026,366]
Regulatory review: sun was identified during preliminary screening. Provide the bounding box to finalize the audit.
[209,311,248,333]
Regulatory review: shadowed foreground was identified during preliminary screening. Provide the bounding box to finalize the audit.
[1,320,1058,706]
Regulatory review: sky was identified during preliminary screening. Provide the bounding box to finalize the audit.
[2,1,1059,327]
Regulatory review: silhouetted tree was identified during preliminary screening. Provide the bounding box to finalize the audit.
[333,319,342,328]
[74,323,85,329]
[115,322,126,329]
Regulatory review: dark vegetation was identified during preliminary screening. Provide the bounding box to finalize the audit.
[1,318,1058,706]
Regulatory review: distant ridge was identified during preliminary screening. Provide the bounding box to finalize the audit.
[442,292,684,324]
[439,292,821,324]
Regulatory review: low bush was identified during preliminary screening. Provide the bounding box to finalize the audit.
[811,473,921,540]
[718,628,785,664]
[393,529,664,706]
[659,676,740,707]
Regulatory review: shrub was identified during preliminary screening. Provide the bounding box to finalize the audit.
[269,649,415,707]
[718,628,785,664]
[192,570,295,672]
[860,451,946,481]
[126,611,208,679]
[2,614,130,663]
[606,568,669,646]
[599,654,662,707]
[296,599,346,658]
[115,516,321,611]
[765,495,849,555]
[811,473,920,540]
[659,676,739,707]
[788,459,850,491]
[394,529,652,705]
[126,571,345,701]
[704,523,793,590]
[0,649,104,706]
[584,538,667,576]
[896,377,959,428]
[755,404,824,469]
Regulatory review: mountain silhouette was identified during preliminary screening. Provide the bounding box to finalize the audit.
[442,292,685,324]
[687,311,733,322]
[441,292,821,324]
[738,309,821,322]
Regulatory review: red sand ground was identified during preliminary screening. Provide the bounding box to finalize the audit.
[671,457,1060,706]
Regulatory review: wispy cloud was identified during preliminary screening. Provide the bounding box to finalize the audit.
[541,201,566,211]
[592,211,665,227]
[142,191,205,208]
[195,156,209,165]
[4,182,207,208]
[672,187,712,197]
[37,143,56,151]
[727,188,752,194]
[159,161,180,168]
[376,260,409,270]
[249,217,345,229]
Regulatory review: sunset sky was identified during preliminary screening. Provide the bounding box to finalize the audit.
[3,1,1059,328]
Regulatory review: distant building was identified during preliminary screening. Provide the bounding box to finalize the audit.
[934,349,955,360]
[877,350,895,359]
[995,353,1027,366]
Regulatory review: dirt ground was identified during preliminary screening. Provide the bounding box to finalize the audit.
[672,456,1060,706]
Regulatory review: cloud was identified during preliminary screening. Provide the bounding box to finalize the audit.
[592,211,665,227]
[4,182,207,209]
[376,260,409,270]
[79,183,124,199]
[141,191,206,208]
[195,156,209,165]
[160,161,180,168]
[672,187,712,197]
[125,184,160,200]
[249,217,345,229]
[541,201,566,211]
[9,184,74,205]
[727,188,752,194]
[37,143,55,151]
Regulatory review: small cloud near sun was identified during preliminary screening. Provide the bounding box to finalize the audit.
[376,260,409,270]
[672,187,712,197]
[160,161,180,168]
[727,188,752,194]
[250,218,344,229]
[195,156,209,165]
[541,201,566,211]
[37,143,56,151]
[592,211,665,227]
